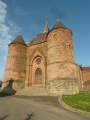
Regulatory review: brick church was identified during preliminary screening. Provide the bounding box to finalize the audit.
[2,19,90,95]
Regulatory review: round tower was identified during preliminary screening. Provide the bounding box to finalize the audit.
[2,34,27,92]
[47,19,79,95]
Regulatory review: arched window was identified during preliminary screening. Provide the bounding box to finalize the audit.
[35,68,42,84]
[36,58,41,64]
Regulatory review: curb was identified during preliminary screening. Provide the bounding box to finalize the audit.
[59,96,90,117]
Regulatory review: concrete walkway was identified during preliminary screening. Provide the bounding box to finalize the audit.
[0,95,90,120]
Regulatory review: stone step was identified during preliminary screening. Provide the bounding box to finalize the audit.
[15,86,47,96]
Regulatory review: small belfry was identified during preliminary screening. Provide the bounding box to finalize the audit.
[2,19,90,95]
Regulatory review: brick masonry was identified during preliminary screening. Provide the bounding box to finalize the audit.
[25,42,47,88]
[82,72,90,90]
[2,44,27,91]
[47,28,79,95]
[47,29,75,64]
[2,22,90,95]
[47,79,79,95]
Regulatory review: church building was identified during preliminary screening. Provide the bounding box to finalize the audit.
[2,19,90,95]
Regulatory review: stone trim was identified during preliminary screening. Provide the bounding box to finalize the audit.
[7,55,27,58]
[29,47,46,61]
[48,44,73,50]
[48,61,75,66]
[5,69,26,71]
[47,77,77,81]
[82,71,90,72]
[47,45,61,50]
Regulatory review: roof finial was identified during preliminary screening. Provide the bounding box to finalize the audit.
[57,18,60,22]
[19,32,21,35]
[46,17,48,24]
[42,18,49,33]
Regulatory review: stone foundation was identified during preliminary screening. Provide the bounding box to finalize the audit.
[46,79,79,95]
[1,80,25,94]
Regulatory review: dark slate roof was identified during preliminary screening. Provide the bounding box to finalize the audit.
[28,33,47,46]
[9,33,26,46]
[52,19,66,30]
[82,67,90,72]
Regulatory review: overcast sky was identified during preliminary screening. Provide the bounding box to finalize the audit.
[0,0,90,81]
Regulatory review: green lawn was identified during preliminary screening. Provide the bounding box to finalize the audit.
[62,92,90,112]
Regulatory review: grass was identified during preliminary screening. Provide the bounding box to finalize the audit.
[62,92,90,112]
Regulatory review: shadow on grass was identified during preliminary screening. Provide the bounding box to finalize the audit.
[25,113,35,120]
[0,115,9,120]
[0,79,16,97]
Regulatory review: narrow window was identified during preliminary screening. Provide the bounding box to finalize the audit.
[35,68,42,84]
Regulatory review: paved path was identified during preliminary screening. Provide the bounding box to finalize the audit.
[0,96,90,120]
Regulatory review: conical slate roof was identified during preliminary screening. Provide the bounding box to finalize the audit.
[9,33,26,45]
[42,19,49,33]
[52,19,66,30]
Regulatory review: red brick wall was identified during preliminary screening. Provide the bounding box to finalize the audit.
[26,42,47,87]
[27,42,47,58]
[47,28,75,64]
[47,28,79,95]
[82,72,90,90]
[47,28,76,81]
[4,44,27,82]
